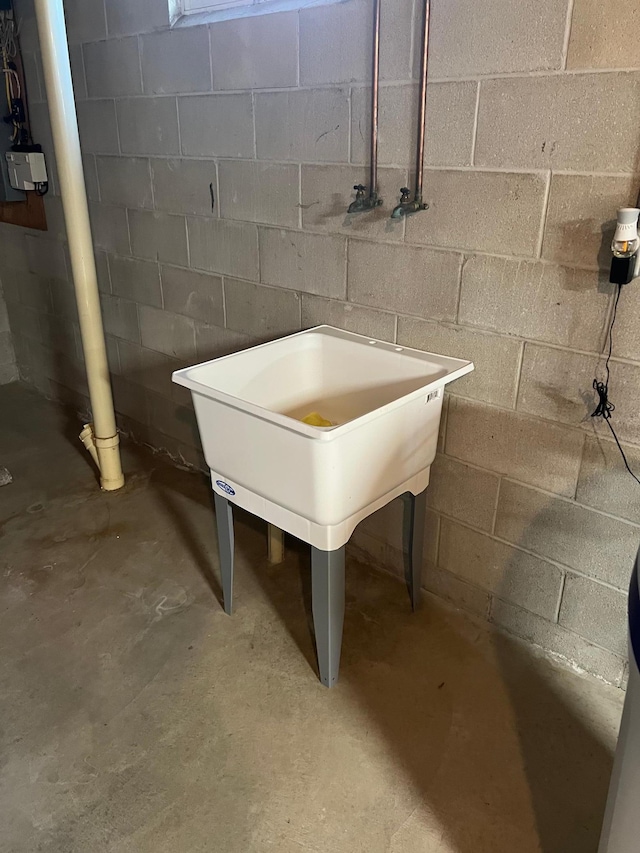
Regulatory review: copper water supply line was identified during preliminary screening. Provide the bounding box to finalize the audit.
[348,0,382,213]
[391,0,431,218]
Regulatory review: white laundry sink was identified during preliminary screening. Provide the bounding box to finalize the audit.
[173,326,473,550]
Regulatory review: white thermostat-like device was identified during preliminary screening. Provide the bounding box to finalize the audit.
[5,151,48,191]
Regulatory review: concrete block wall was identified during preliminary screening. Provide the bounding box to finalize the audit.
[3,0,640,684]
[0,280,17,384]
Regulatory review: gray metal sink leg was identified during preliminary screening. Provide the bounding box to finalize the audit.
[311,546,346,688]
[214,492,235,615]
[402,488,427,611]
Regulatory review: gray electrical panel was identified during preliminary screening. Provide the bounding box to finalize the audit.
[0,131,25,202]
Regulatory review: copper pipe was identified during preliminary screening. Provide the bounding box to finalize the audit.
[391,0,431,218]
[347,0,382,213]
[370,0,381,199]
[415,0,430,202]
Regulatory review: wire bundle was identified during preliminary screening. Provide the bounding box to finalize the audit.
[591,283,640,486]
[0,9,28,145]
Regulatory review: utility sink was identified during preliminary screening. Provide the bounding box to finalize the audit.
[173,325,474,551]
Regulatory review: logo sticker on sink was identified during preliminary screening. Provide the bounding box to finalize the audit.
[216,480,236,496]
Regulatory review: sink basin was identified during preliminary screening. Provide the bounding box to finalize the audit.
[173,325,473,550]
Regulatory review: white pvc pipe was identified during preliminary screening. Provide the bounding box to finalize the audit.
[34,0,124,491]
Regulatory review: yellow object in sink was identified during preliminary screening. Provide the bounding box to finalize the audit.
[301,411,333,427]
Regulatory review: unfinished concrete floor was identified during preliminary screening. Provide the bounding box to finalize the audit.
[0,383,624,853]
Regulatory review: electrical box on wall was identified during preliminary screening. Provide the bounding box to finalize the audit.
[0,139,25,201]
[5,151,47,191]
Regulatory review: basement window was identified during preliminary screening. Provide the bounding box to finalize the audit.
[172,0,342,26]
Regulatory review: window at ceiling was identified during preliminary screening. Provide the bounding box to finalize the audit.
[174,0,340,24]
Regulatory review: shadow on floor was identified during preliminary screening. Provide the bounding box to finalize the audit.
[242,532,615,853]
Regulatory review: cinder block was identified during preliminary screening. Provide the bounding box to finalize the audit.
[301,294,396,342]
[148,391,201,447]
[8,302,42,340]
[0,231,28,274]
[106,0,169,37]
[494,479,639,589]
[476,74,640,172]
[187,216,259,281]
[349,530,406,576]
[104,334,120,373]
[0,361,18,384]
[518,343,598,428]
[112,374,150,424]
[117,97,180,156]
[397,317,522,408]
[429,0,567,76]
[428,454,500,532]
[560,574,627,655]
[89,203,131,256]
[259,228,346,299]
[406,170,547,257]
[139,304,196,359]
[542,174,640,271]
[446,397,585,497]
[63,0,107,43]
[99,294,140,343]
[109,255,162,308]
[348,240,461,321]
[49,280,78,321]
[70,44,87,99]
[301,165,407,243]
[608,275,640,362]
[179,94,254,159]
[117,339,174,399]
[25,235,67,281]
[567,0,640,70]
[96,156,153,209]
[210,12,298,90]
[440,518,563,619]
[255,89,349,164]
[490,598,625,685]
[84,37,142,97]
[21,52,41,103]
[423,565,491,618]
[95,251,111,294]
[576,436,640,524]
[151,158,218,216]
[128,210,188,267]
[351,81,477,168]
[0,330,15,369]
[300,0,413,85]
[161,265,224,326]
[0,294,10,333]
[224,278,300,338]
[141,26,211,95]
[194,322,252,361]
[218,161,299,228]
[459,255,610,352]
[517,343,640,445]
[353,500,439,571]
[83,154,100,201]
[77,99,119,154]
[42,196,67,242]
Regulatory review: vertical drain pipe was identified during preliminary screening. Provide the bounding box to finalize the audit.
[34,0,124,491]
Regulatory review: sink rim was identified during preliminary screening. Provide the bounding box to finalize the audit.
[172,325,474,442]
